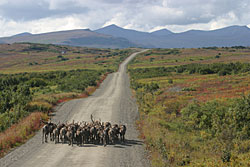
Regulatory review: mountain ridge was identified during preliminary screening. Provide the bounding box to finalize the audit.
[0,25,249,48]
[0,28,139,48]
[150,29,173,36]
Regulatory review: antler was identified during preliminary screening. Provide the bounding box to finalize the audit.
[90,114,94,123]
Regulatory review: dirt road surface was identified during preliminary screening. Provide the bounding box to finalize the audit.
[0,50,150,167]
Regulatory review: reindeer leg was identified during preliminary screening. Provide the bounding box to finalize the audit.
[42,130,44,144]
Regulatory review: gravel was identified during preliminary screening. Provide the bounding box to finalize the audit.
[0,50,150,167]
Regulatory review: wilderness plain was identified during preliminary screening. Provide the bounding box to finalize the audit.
[0,42,250,167]
[1,0,250,166]
[128,47,250,166]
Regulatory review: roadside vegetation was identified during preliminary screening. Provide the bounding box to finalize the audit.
[129,47,250,166]
[0,43,134,157]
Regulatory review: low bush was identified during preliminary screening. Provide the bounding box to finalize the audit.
[181,94,250,139]
[0,69,107,132]
[0,112,48,157]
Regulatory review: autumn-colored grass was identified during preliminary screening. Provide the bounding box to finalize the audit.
[130,47,250,69]
[0,43,134,74]
[0,112,48,157]
[128,47,250,166]
[150,73,250,104]
[0,42,135,159]
[0,72,109,158]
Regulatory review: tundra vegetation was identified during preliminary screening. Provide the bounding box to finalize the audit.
[128,47,250,166]
[0,43,134,157]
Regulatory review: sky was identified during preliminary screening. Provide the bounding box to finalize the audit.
[0,0,250,37]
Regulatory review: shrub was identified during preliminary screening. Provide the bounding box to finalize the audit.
[182,87,196,91]
[181,95,250,139]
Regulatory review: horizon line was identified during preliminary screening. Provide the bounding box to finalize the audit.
[1,24,250,38]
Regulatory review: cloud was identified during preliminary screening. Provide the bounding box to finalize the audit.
[0,0,249,36]
[0,0,89,21]
[0,15,83,37]
[101,0,250,32]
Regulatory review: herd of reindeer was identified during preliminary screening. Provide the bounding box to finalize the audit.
[41,115,126,147]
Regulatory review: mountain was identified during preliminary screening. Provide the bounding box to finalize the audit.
[95,24,159,47]
[160,25,250,48]
[12,32,32,37]
[151,29,173,36]
[0,29,138,48]
[0,25,249,48]
[95,24,250,48]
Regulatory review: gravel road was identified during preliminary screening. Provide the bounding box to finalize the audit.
[0,50,150,167]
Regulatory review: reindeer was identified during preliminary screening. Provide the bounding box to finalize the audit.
[89,126,97,143]
[119,125,127,143]
[112,124,120,142]
[60,126,67,144]
[41,117,128,146]
[66,125,74,146]
[98,128,105,146]
[42,124,49,143]
[76,127,83,146]
[53,122,64,144]
[48,122,57,141]
[41,119,52,143]
[108,128,116,144]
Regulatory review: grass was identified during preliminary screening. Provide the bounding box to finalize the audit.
[0,43,134,157]
[0,71,108,158]
[130,47,250,69]
[129,47,250,166]
[0,68,108,157]
[0,112,48,157]
[0,43,134,74]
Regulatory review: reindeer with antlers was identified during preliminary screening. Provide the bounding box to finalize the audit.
[42,115,127,146]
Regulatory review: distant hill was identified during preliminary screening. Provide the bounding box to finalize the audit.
[0,25,249,48]
[96,25,169,48]
[150,29,173,36]
[95,24,158,47]
[12,32,32,37]
[95,25,250,48]
[161,25,250,48]
[0,29,139,48]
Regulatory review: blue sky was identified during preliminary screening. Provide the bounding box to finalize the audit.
[0,0,249,37]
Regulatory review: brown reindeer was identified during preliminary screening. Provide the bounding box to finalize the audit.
[76,127,83,146]
[119,125,127,143]
[53,126,60,144]
[112,124,119,142]
[60,127,67,144]
[42,124,49,143]
[103,127,109,146]
[66,126,74,146]
[108,128,116,144]
[48,122,57,141]
[90,126,97,143]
